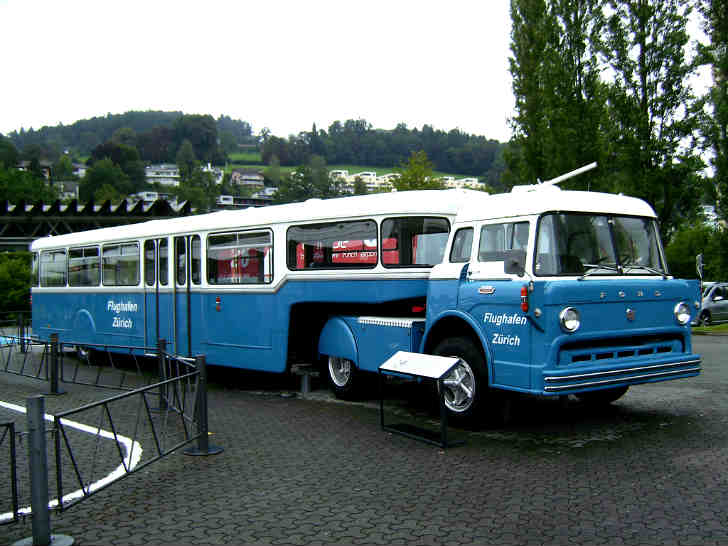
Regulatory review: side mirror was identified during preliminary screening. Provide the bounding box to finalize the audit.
[504,249,527,277]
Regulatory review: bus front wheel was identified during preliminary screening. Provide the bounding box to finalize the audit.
[432,337,486,421]
[327,355,360,400]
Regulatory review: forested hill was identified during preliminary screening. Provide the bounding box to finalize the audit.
[4,111,506,182]
[5,111,255,157]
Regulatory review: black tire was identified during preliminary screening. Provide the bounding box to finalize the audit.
[326,355,361,400]
[698,311,712,326]
[432,336,487,422]
[575,386,629,405]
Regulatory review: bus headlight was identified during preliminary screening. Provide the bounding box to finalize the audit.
[559,307,581,332]
[674,302,691,325]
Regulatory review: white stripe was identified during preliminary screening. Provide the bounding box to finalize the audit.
[0,399,143,521]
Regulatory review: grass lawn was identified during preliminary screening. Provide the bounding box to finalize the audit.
[692,323,728,334]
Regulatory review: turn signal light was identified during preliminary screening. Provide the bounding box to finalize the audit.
[520,285,529,312]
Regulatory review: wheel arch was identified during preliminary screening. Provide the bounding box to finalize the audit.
[317,316,359,367]
[422,311,492,383]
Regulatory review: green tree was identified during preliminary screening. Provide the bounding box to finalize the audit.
[602,0,702,239]
[698,0,728,221]
[0,168,58,202]
[53,154,75,180]
[392,151,444,191]
[219,130,237,156]
[175,168,218,211]
[0,135,19,169]
[174,114,218,164]
[665,224,728,280]
[507,0,610,190]
[111,127,137,148]
[353,177,368,195]
[80,158,130,201]
[0,252,31,313]
[176,139,198,181]
[273,155,341,204]
[262,155,282,185]
[94,184,122,204]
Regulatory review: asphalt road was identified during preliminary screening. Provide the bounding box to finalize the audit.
[1,335,726,545]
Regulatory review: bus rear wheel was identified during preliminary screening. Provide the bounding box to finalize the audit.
[327,355,360,400]
[433,337,485,421]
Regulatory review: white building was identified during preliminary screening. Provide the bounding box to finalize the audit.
[145,164,180,187]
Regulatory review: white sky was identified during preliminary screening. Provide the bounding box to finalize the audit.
[0,0,515,141]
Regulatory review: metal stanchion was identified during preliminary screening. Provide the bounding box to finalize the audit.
[45,334,64,396]
[185,355,223,456]
[154,338,168,412]
[12,396,73,546]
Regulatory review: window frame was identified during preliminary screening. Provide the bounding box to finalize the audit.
[286,220,378,271]
[207,229,274,285]
[101,241,140,287]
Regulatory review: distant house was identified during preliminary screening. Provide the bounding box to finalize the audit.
[231,168,265,190]
[145,164,181,187]
[202,162,224,185]
[72,163,87,179]
[55,181,80,201]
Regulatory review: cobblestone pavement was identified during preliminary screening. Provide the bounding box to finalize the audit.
[1,336,727,545]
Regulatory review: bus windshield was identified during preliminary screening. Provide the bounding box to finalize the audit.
[534,212,666,277]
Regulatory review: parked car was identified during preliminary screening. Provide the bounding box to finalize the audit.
[696,282,728,326]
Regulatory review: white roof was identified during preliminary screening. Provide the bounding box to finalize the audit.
[455,187,656,223]
[31,189,487,251]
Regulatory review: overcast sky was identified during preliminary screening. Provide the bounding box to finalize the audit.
[0,0,515,141]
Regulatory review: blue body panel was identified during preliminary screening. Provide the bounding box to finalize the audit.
[424,276,701,395]
[32,278,429,373]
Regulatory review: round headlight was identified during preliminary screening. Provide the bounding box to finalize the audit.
[674,301,691,325]
[559,307,581,332]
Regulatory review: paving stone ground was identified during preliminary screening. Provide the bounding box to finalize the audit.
[0,335,726,545]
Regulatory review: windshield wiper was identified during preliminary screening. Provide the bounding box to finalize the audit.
[623,264,667,279]
[579,263,620,280]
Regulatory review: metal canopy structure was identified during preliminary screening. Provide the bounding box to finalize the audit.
[0,198,193,252]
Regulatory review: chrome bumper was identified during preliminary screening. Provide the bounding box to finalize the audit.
[543,358,701,393]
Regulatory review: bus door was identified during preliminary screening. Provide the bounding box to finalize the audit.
[460,220,532,390]
[173,235,201,357]
[143,238,170,349]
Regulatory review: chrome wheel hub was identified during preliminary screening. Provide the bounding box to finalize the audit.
[328,356,352,387]
[441,360,475,413]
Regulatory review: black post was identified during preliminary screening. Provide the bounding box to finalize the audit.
[27,396,50,546]
[184,355,223,456]
[156,338,168,411]
[46,333,64,396]
[17,313,26,353]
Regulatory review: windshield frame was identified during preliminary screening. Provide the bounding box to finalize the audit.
[533,211,668,278]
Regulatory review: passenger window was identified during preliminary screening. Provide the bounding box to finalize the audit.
[159,239,168,286]
[68,246,100,286]
[144,240,156,286]
[40,250,67,287]
[287,220,377,270]
[450,228,473,263]
[175,237,187,286]
[31,252,39,287]
[191,235,201,285]
[102,243,139,286]
[381,217,450,267]
[208,231,273,284]
[479,222,529,262]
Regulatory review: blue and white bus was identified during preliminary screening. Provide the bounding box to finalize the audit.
[31,181,701,421]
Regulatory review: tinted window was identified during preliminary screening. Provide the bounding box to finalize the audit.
[450,228,473,263]
[102,243,139,286]
[381,217,450,267]
[479,222,529,262]
[287,220,377,270]
[208,231,273,284]
[68,246,100,286]
[40,250,67,287]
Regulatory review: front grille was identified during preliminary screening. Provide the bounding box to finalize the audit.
[558,334,684,366]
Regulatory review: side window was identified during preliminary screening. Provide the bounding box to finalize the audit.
[287,220,377,270]
[450,228,473,263]
[191,235,201,285]
[40,250,67,287]
[31,252,39,287]
[207,231,273,284]
[175,237,187,286]
[381,217,450,268]
[144,240,156,286]
[159,239,169,286]
[102,243,140,286]
[479,222,530,262]
[68,246,100,286]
